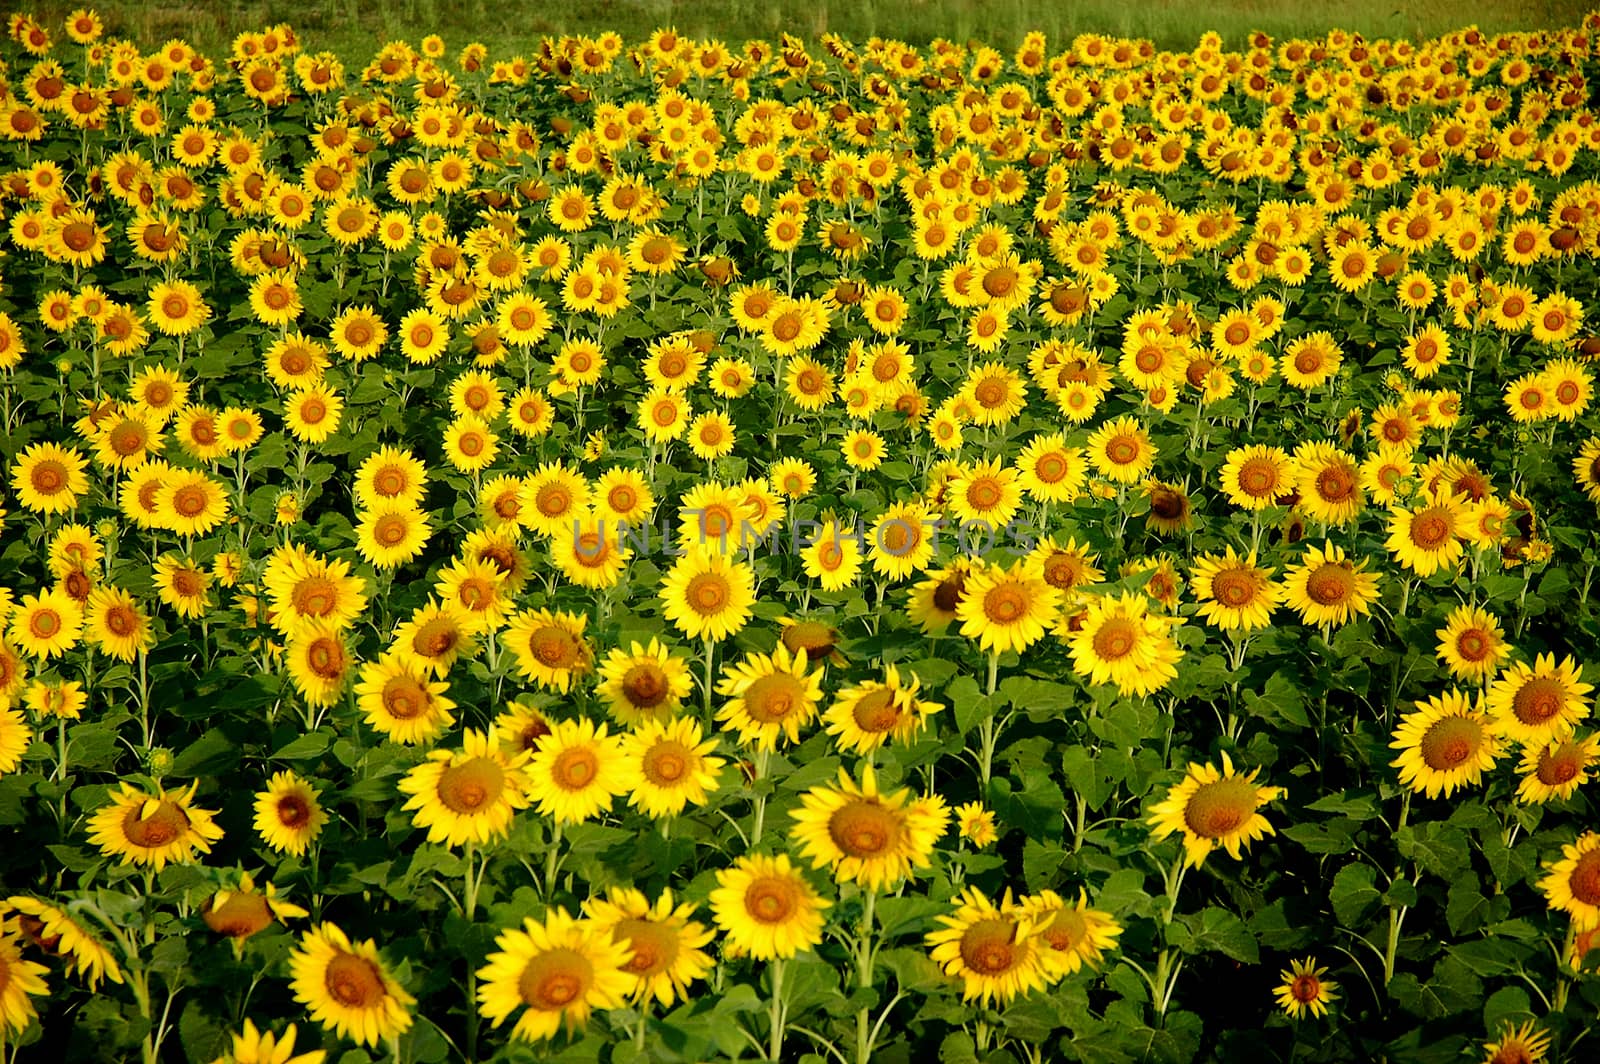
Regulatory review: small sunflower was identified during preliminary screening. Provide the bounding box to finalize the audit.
[476,908,632,1043]
[1273,957,1338,1019]
[254,771,329,856]
[399,729,532,847]
[595,639,693,726]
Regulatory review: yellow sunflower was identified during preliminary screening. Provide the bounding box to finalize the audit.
[524,717,633,825]
[581,887,716,1007]
[10,442,89,514]
[1218,444,1294,510]
[790,764,949,890]
[925,886,1052,1005]
[209,1020,325,1064]
[1273,957,1338,1019]
[288,923,415,1048]
[956,560,1061,656]
[1481,1022,1552,1064]
[1293,442,1365,526]
[1390,689,1502,799]
[8,590,84,661]
[254,770,329,856]
[709,853,830,960]
[0,930,49,1042]
[1085,415,1157,484]
[660,549,756,643]
[1147,752,1283,867]
[1190,548,1279,631]
[595,639,693,726]
[285,622,353,709]
[1017,889,1122,976]
[714,643,824,751]
[1435,606,1511,684]
[88,781,224,870]
[1539,832,1600,931]
[476,908,632,1043]
[1281,542,1382,629]
[1516,734,1600,804]
[1385,488,1466,577]
[623,715,724,819]
[821,664,941,755]
[1486,653,1594,747]
[399,729,532,847]
[3,896,123,989]
[1066,591,1184,697]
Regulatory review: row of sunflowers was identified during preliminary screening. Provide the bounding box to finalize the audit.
[2,6,1600,1063]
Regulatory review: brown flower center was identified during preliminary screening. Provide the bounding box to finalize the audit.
[1512,676,1565,726]
[438,756,504,813]
[324,951,386,1008]
[1419,715,1483,770]
[827,800,901,858]
[642,742,690,785]
[121,798,190,850]
[743,875,800,924]
[1570,850,1600,906]
[552,747,599,790]
[1182,777,1259,838]
[959,918,1020,975]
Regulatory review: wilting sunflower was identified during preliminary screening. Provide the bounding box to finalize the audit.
[0,930,49,1041]
[1390,689,1502,799]
[88,781,225,870]
[399,729,532,847]
[623,716,724,819]
[254,770,329,856]
[476,908,632,1043]
[502,608,592,693]
[1147,752,1284,867]
[1273,957,1338,1019]
[288,923,415,1048]
[925,886,1051,1005]
[1066,591,1184,697]
[1486,653,1594,746]
[201,871,308,942]
[525,717,633,825]
[4,896,123,989]
[790,764,949,890]
[1281,542,1382,629]
[1516,734,1600,804]
[210,1020,325,1064]
[582,887,716,1007]
[1539,832,1600,931]
[1436,606,1511,684]
[1190,548,1279,631]
[660,549,756,642]
[1017,889,1122,976]
[956,560,1061,656]
[709,853,830,961]
[715,643,825,751]
[595,639,693,726]
[822,664,941,754]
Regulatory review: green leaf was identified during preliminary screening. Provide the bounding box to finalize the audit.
[1483,986,1532,1032]
[1397,822,1470,881]
[1330,863,1381,928]
[271,730,332,762]
[1171,907,1258,964]
[171,729,238,777]
[1061,745,1115,811]
[1445,881,1488,936]
[948,675,989,737]
[1242,672,1310,727]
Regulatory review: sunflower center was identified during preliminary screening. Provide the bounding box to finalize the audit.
[109,422,148,456]
[1570,851,1600,906]
[438,756,504,813]
[615,918,677,976]
[1305,563,1355,606]
[173,485,208,517]
[982,584,1029,624]
[29,609,62,638]
[325,952,387,1008]
[1536,745,1583,786]
[1455,629,1492,662]
[535,484,571,517]
[203,892,274,939]
[967,478,1002,509]
[1409,509,1452,550]
[1419,715,1483,770]
[121,799,190,849]
[642,742,690,785]
[1512,677,1565,726]
[1182,778,1259,839]
[1040,908,1088,953]
[1291,974,1322,1003]
[852,689,903,732]
[1092,617,1139,661]
[1315,465,1355,502]
[1105,435,1140,465]
[553,747,599,790]
[744,876,800,924]
[292,576,339,617]
[743,674,804,722]
[1035,454,1068,483]
[686,573,732,615]
[827,800,900,858]
[959,918,1020,975]
[31,460,66,493]
[531,626,581,669]
[277,794,311,827]
[413,618,460,658]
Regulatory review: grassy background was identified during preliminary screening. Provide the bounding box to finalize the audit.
[19,0,1596,60]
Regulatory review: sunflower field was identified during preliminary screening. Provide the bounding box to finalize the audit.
[3,6,1600,1063]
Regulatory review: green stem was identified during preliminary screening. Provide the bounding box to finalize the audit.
[769,958,786,1062]
[856,890,877,1064]
[751,747,771,847]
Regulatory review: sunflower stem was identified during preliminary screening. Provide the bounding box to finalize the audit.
[768,957,786,1062]
[703,637,716,718]
[544,822,563,901]
[1383,792,1412,988]
[751,747,771,847]
[855,889,877,1064]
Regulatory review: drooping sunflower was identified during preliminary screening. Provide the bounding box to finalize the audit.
[1516,734,1600,804]
[1066,591,1184,697]
[581,887,716,1007]
[1190,548,1279,631]
[1273,957,1338,1019]
[254,770,329,856]
[595,639,693,726]
[1486,653,1594,747]
[288,923,415,1048]
[1435,605,1511,684]
[1390,689,1502,799]
[709,853,830,961]
[790,764,950,890]
[88,781,224,870]
[1539,832,1600,931]
[1281,542,1382,629]
[1147,752,1283,867]
[3,895,123,990]
[822,664,941,755]
[525,717,634,825]
[925,886,1052,1005]
[956,560,1061,656]
[476,908,633,1043]
[660,549,755,643]
[622,716,725,820]
[1016,889,1122,976]
[399,729,532,847]
[715,643,825,751]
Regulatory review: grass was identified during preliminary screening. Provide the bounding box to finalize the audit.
[21,0,1596,61]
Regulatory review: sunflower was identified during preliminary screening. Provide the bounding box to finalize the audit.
[1273,957,1338,1019]
[551,513,632,589]
[1486,653,1594,747]
[157,469,230,536]
[1435,606,1511,684]
[867,501,936,580]
[152,555,212,619]
[400,729,532,847]
[288,924,415,1048]
[799,519,864,591]
[1190,548,1279,631]
[955,560,1061,656]
[715,643,824,751]
[88,781,224,870]
[660,549,756,643]
[476,908,632,1043]
[822,664,941,754]
[263,547,369,635]
[254,770,329,856]
[925,886,1052,1005]
[955,802,998,847]
[520,462,590,537]
[594,467,655,525]
[391,601,475,678]
[1016,889,1122,976]
[623,716,725,819]
[285,622,353,708]
[904,564,970,634]
[8,591,83,661]
[201,871,308,941]
[1293,442,1364,526]
[1481,1021,1552,1064]
[1085,415,1157,485]
[596,639,692,726]
[790,764,949,890]
[1147,752,1283,867]
[525,717,633,825]
[1516,734,1600,804]
[0,930,48,1042]
[1066,591,1184,697]
[209,1020,324,1064]
[355,504,431,570]
[1385,489,1466,577]
[1219,444,1294,510]
[355,651,457,744]
[3,896,122,989]
[946,458,1023,529]
[1539,832,1600,931]
[11,442,89,514]
[961,361,1028,426]
[354,446,428,509]
[502,608,592,692]
[1281,542,1382,629]
[709,853,830,961]
[1390,689,1502,799]
[581,888,715,1007]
